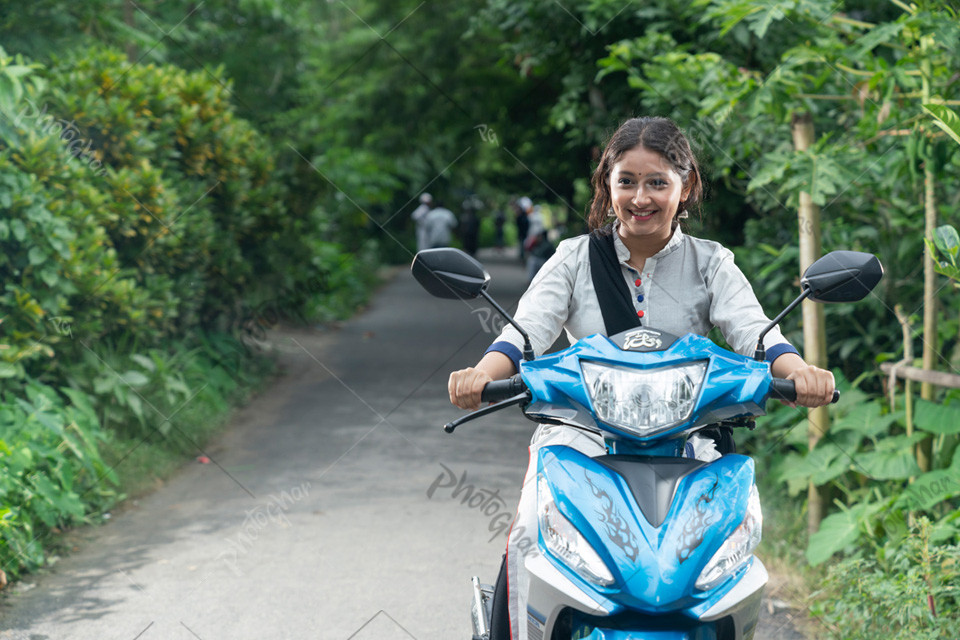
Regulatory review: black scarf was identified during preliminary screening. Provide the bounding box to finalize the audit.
[588,224,643,336]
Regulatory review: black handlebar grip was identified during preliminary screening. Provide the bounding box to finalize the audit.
[768,378,796,402]
[480,374,526,403]
[769,378,840,404]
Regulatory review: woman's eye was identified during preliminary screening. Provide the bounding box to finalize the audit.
[618,178,633,185]
[650,179,668,188]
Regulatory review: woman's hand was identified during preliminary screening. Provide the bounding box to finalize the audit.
[784,363,835,408]
[771,352,835,408]
[448,351,517,411]
[448,367,494,411]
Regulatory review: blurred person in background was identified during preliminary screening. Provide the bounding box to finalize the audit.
[411,192,433,252]
[523,203,555,282]
[514,196,531,262]
[460,194,482,256]
[493,207,506,252]
[423,200,458,249]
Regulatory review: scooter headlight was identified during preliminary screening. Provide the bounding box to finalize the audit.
[537,474,615,587]
[582,361,707,437]
[696,484,763,591]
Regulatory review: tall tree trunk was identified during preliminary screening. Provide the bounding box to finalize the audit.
[919,35,936,471]
[792,113,830,535]
[124,0,138,62]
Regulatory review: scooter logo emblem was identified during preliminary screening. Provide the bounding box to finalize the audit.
[623,329,662,350]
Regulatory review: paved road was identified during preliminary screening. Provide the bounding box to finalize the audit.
[0,249,807,639]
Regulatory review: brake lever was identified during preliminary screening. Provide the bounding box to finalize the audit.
[443,392,531,433]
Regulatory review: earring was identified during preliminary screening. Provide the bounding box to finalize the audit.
[677,201,689,219]
[607,207,615,217]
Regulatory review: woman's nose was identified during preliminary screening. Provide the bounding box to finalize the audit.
[631,187,651,205]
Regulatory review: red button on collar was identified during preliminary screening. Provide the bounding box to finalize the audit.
[634,278,642,287]
[637,310,645,318]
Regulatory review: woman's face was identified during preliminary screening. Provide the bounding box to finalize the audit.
[608,145,689,245]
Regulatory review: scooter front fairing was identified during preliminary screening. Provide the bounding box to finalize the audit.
[522,443,763,638]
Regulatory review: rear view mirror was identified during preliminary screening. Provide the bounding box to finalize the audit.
[411,248,490,300]
[754,250,883,361]
[802,251,883,303]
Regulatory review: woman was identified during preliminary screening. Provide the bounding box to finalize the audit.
[448,116,834,640]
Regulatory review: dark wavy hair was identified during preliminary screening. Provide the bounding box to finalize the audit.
[587,117,703,232]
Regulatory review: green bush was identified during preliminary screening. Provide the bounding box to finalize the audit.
[0,119,147,381]
[41,47,286,328]
[0,380,117,581]
[60,331,272,442]
[0,45,366,380]
[811,518,960,639]
[37,46,371,332]
[0,331,272,581]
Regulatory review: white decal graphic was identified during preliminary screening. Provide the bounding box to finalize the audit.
[623,328,663,350]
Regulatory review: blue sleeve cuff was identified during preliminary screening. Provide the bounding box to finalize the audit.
[766,342,800,364]
[485,341,522,373]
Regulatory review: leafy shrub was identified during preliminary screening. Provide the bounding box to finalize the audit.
[38,46,369,331]
[0,330,271,581]
[738,372,960,563]
[0,45,363,381]
[40,47,286,328]
[61,331,272,443]
[0,380,117,581]
[0,107,148,381]
[811,517,960,640]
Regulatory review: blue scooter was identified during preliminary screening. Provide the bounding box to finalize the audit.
[412,248,882,640]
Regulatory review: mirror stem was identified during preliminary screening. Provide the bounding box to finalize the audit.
[479,290,535,361]
[754,287,812,361]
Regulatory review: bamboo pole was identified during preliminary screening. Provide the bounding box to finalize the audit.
[919,35,936,472]
[791,112,830,535]
[893,305,918,480]
[879,362,960,388]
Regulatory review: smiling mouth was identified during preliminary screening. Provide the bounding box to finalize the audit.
[630,210,656,219]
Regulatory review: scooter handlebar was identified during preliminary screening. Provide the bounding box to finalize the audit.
[480,374,527,403]
[769,378,840,404]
